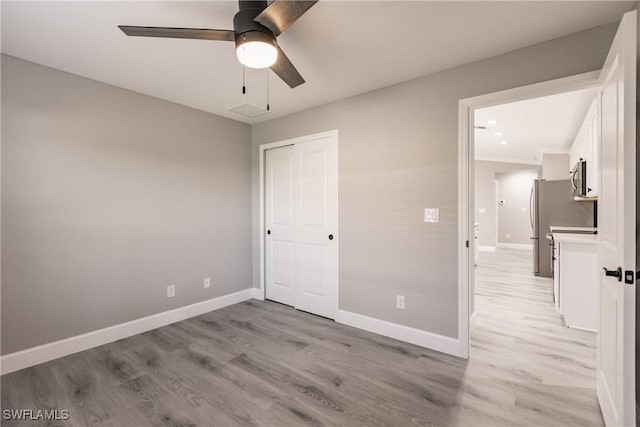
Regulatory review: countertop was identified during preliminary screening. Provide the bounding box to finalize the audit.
[552,232,598,244]
[549,226,598,232]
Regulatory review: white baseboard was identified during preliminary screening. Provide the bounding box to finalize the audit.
[1,288,255,375]
[496,243,533,250]
[479,246,496,253]
[252,287,264,300]
[335,310,463,357]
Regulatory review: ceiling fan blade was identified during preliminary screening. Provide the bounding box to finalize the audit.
[118,26,235,41]
[254,0,318,36]
[271,45,305,88]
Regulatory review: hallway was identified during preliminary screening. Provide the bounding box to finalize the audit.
[471,248,603,425]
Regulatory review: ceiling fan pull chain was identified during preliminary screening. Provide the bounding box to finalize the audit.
[266,70,270,111]
[242,66,246,94]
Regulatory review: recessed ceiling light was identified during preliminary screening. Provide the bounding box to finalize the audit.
[487,119,498,125]
[500,140,508,145]
[494,132,503,137]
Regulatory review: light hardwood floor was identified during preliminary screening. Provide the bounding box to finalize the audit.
[1,248,603,426]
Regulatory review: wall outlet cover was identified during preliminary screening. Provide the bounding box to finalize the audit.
[396,295,405,309]
[204,277,211,289]
[167,285,175,298]
[423,208,439,223]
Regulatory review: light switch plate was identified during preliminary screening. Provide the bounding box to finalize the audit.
[424,208,439,223]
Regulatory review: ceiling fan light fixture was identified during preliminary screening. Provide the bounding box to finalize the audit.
[236,31,278,69]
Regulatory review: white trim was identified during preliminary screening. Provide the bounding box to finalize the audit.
[458,70,600,362]
[496,243,533,250]
[252,287,264,300]
[0,288,255,375]
[494,180,499,251]
[335,310,463,357]
[566,323,597,333]
[258,129,340,318]
[457,99,472,359]
[479,246,496,253]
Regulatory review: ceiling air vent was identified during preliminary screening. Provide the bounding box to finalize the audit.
[227,103,270,118]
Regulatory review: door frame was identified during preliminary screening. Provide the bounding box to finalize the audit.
[258,129,339,317]
[457,71,600,358]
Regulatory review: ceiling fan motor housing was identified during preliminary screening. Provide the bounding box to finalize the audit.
[233,0,276,49]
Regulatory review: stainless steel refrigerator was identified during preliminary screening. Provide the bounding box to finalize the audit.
[530,179,595,277]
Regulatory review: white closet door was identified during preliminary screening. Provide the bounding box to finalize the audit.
[264,134,338,319]
[294,137,338,318]
[265,145,297,306]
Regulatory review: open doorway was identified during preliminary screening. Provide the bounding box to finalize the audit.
[471,88,598,320]
[460,74,607,422]
[474,88,599,326]
[472,85,600,360]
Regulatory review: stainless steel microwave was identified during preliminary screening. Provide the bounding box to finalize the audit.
[571,159,588,198]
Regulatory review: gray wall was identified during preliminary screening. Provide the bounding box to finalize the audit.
[475,160,541,247]
[542,153,570,180]
[251,22,617,339]
[1,55,252,354]
[496,170,540,245]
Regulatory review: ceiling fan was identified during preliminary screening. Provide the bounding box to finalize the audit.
[118,0,317,88]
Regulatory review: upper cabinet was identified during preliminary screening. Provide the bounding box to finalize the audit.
[569,99,598,197]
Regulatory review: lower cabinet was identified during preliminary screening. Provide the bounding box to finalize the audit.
[556,236,598,331]
[553,243,560,313]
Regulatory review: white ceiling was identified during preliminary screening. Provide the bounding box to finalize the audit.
[474,87,597,165]
[1,1,634,124]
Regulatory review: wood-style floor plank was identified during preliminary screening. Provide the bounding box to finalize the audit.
[1,249,603,426]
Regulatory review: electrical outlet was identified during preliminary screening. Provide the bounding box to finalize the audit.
[506,233,511,240]
[167,285,175,298]
[396,295,405,309]
[204,277,211,289]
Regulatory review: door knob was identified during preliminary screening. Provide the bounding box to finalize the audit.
[328,234,334,240]
[603,266,622,282]
[267,230,271,235]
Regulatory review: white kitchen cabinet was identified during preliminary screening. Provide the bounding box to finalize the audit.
[569,99,598,196]
[554,233,598,331]
[588,107,599,196]
[553,241,560,312]
[569,131,582,171]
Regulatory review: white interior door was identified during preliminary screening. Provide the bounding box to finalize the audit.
[294,137,338,318]
[264,133,338,319]
[596,10,636,427]
[265,145,297,306]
